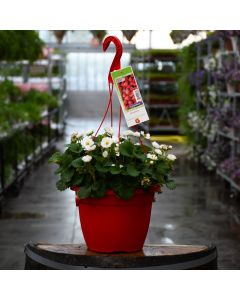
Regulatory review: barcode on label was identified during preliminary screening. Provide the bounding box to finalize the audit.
[133,89,142,101]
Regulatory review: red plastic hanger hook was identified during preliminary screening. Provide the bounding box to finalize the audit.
[103,36,123,83]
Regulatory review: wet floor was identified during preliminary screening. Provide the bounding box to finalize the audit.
[0,117,240,269]
[149,158,240,269]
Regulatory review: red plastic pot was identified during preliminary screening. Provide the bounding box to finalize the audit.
[72,188,155,253]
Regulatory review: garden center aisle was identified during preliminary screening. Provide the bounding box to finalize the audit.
[0,117,240,269]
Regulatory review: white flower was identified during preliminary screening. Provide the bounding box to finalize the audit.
[71,131,78,138]
[159,144,173,150]
[87,145,96,151]
[167,154,177,161]
[102,151,108,158]
[104,127,114,136]
[155,149,162,155]
[150,161,154,164]
[119,165,123,168]
[71,131,79,143]
[101,137,113,148]
[151,154,158,161]
[82,155,92,163]
[123,130,134,136]
[159,144,168,150]
[81,137,94,150]
[133,131,141,137]
[140,131,145,136]
[114,144,120,156]
[147,153,158,161]
[145,133,151,139]
[152,141,160,148]
[111,164,115,167]
[135,142,140,146]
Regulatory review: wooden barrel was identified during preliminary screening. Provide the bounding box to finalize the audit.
[24,242,217,270]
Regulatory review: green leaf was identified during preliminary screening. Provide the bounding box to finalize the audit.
[119,141,133,157]
[56,179,68,191]
[70,174,84,186]
[112,178,136,200]
[96,163,109,173]
[133,150,146,161]
[71,158,83,168]
[116,186,134,200]
[156,163,169,175]
[91,181,106,198]
[127,164,140,177]
[62,153,73,168]
[48,152,62,164]
[68,143,82,153]
[142,166,154,175]
[103,161,114,167]
[78,186,91,199]
[110,167,121,175]
[54,165,65,174]
[166,180,176,190]
[61,167,75,182]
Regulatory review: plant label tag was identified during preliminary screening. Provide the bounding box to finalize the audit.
[111,66,149,127]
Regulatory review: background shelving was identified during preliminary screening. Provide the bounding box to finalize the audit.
[131,49,180,134]
[179,30,240,192]
[0,31,67,206]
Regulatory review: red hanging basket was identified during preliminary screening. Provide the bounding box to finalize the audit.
[73,188,154,253]
[71,36,156,253]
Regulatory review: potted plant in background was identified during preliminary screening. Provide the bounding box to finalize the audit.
[122,30,138,43]
[49,128,176,253]
[53,30,67,44]
[0,31,43,62]
[90,30,107,45]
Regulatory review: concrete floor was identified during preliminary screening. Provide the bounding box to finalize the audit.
[0,117,240,269]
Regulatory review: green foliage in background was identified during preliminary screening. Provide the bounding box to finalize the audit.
[178,42,197,144]
[0,80,58,185]
[1,123,55,186]
[0,31,44,62]
[0,80,58,134]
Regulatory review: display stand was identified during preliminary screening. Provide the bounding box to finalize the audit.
[0,53,67,207]
[24,242,218,270]
[195,32,240,192]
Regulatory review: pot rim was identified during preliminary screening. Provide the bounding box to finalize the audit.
[71,185,160,193]
[74,188,157,207]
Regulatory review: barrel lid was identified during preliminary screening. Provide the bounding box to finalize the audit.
[25,242,217,270]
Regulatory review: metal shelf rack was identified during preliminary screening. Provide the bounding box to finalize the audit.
[131,49,180,134]
[195,32,240,192]
[0,53,67,209]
